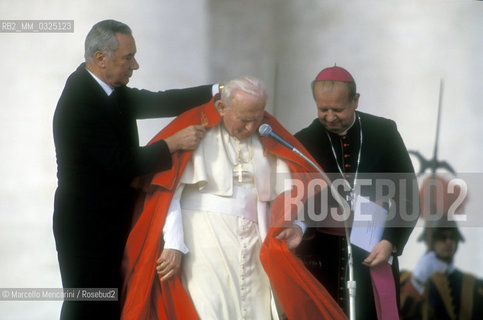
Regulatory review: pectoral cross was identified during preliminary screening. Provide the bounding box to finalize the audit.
[233,163,249,183]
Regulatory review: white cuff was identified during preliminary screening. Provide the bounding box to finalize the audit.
[212,83,220,96]
[162,186,189,254]
[293,220,307,234]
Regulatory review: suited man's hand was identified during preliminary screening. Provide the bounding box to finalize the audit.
[156,248,182,281]
[165,125,206,153]
[275,225,303,250]
[362,240,393,268]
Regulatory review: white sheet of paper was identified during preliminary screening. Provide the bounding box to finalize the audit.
[349,195,393,265]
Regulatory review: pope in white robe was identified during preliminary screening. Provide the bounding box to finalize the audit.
[156,77,303,320]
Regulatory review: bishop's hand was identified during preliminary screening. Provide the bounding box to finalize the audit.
[362,239,393,268]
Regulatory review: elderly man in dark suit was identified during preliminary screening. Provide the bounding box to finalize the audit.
[53,19,215,319]
[294,66,419,319]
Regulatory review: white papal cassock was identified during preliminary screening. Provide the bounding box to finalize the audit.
[162,123,290,320]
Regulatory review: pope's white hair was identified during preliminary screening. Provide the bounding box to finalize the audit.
[221,76,267,107]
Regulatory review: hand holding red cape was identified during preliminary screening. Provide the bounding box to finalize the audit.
[121,99,347,319]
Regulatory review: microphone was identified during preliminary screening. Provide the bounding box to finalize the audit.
[258,124,295,150]
[258,122,331,184]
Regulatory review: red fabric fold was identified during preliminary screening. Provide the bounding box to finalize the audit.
[261,229,348,319]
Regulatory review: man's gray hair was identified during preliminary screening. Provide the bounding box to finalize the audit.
[221,77,267,106]
[84,20,132,62]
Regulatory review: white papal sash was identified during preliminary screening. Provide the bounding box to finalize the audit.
[180,184,258,223]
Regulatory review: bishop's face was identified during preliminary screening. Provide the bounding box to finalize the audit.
[313,81,359,134]
[217,89,266,140]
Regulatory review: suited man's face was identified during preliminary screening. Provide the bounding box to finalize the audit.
[314,81,359,134]
[103,33,139,88]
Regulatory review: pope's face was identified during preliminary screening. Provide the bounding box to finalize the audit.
[217,89,266,140]
[103,33,139,88]
[314,81,359,134]
[433,230,458,263]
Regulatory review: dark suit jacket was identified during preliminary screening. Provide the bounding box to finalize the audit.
[295,111,419,255]
[53,63,212,258]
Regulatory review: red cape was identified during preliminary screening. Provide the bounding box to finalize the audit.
[121,99,347,319]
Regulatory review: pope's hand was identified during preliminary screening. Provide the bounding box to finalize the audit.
[275,225,303,250]
[362,240,393,268]
[156,248,183,281]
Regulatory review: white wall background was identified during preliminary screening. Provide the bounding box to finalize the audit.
[0,0,481,319]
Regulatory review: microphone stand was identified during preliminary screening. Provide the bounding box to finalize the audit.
[291,148,356,320]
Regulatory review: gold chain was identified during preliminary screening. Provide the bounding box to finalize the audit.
[220,125,253,166]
